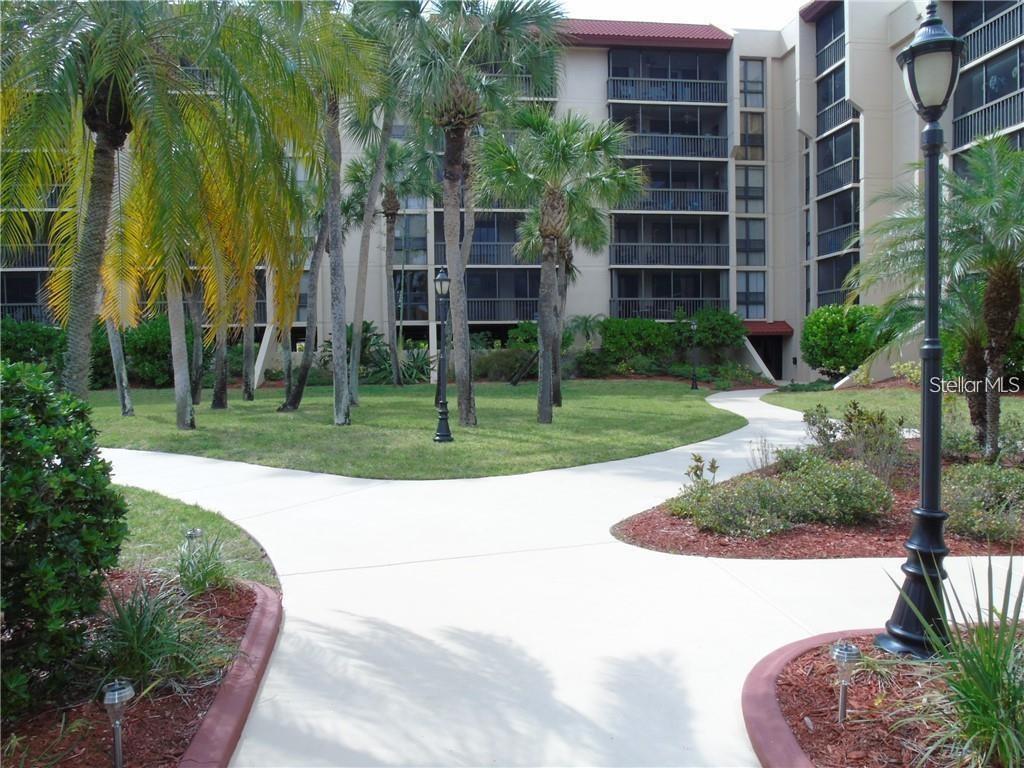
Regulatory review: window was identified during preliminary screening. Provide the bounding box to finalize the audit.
[804,210,811,259]
[804,150,810,203]
[736,219,766,266]
[817,188,858,230]
[817,252,858,306]
[804,264,811,316]
[954,45,1022,115]
[954,0,1015,36]
[816,65,846,111]
[736,166,765,213]
[738,112,765,160]
[609,104,725,136]
[608,50,726,81]
[741,59,765,108]
[395,215,427,265]
[737,271,766,319]
[815,3,844,53]
[395,269,428,321]
[817,126,857,170]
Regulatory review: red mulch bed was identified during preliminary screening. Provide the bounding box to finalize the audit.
[776,634,943,767]
[612,446,1022,559]
[5,571,257,768]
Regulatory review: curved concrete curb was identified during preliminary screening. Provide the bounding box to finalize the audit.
[179,582,283,768]
[741,627,882,768]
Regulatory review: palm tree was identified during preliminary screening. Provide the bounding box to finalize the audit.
[853,136,1024,459]
[2,1,314,430]
[346,138,437,385]
[404,0,563,426]
[477,107,644,422]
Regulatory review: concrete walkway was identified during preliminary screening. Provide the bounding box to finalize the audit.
[104,390,1011,767]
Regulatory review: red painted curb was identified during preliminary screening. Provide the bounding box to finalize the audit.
[179,582,283,768]
[741,628,882,768]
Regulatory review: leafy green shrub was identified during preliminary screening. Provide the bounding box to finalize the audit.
[890,361,922,386]
[0,318,65,372]
[800,304,879,379]
[1000,413,1024,464]
[670,474,793,538]
[178,536,232,596]
[264,367,285,381]
[668,362,714,382]
[123,315,198,387]
[305,366,334,386]
[712,360,761,387]
[804,404,843,454]
[943,464,1024,542]
[622,354,662,376]
[575,349,612,378]
[794,456,891,525]
[474,348,536,381]
[840,401,907,484]
[507,321,572,352]
[676,307,747,363]
[469,331,495,351]
[0,362,128,714]
[774,379,834,393]
[598,318,675,364]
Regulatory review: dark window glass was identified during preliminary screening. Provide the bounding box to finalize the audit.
[954,1,984,35]
[741,59,765,108]
[955,64,985,115]
[985,47,1019,102]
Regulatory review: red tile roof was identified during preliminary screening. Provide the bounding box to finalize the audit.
[743,320,795,337]
[799,1,839,23]
[561,18,733,50]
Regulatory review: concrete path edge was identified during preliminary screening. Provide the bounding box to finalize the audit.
[179,582,283,768]
[741,627,883,768]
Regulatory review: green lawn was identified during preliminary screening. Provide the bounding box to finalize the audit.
[91,380,746,480]
[119,485,278,587]
[764,386,1024,427]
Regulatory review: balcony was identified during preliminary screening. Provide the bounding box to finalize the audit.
[622,133,729,158]
[1,303,54,323]
[2,243,51,268]
[434,242,520,266]
[817,99,857,135]
[619,188,727,212]
[816,34,845,75]
[609,297,728,320]
[953,88,1024,148]
[963,2,1022,65]
[255,299,267,324]
[465,298,538,322]
[610,243,729,267]
[607,78,727,104]
[817,288,853,307]
[816,158,859,196]
[817,222,858,256]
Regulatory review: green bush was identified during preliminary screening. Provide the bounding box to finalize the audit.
[122,315,198,387]
[774,379,834,393]
[670,474,793,538]
[0,362,128,714]
[944,464,1024,542]
[0,318,65,372]
[800,304,879,379]
[598,318,675,363]
[676,307,747,363]
[178,536,232,597]
[803,400,908,482]
[794,456,891,525]
[474,348,536,381]
[575,349,612,378]
[620,354,663,376]
[507,321,571,352]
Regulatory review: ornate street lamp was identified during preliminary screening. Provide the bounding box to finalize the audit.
[433,267,453,443]
[690,318,699,390]
[876,1,964,659]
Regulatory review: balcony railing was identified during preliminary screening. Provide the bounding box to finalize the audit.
[607,78,727,104]
[1,303,54,323]
[465,298,538,322]
[2,243,51,268]
[610,242,729,267]
[435,242,520,266]
[609,297,729,320]
[816,157,859,196]
[816,34,846,75]
[622,133,729,158]
[953,88,1024,148]
[817,222,858,256]
[817,99,857,135]
[963,2,1022,64]
[255,299,267,324]
[817,288,853,307]
[619,188,728,212]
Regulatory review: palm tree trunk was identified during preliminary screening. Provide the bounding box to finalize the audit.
[552,246,570,408]
[104,317,133,416]
[62,132,120,398]
[442,126,477,426]
[537,238,558,424]
[982,262,1021,461]
[211,324,228,409]
[384,211,402,385]
[280,337,293,401]
[187,283,204,405]
[349,112,395,404]
[165,276,195,430]
[242,289,255,401]
[963,337,987,448]
[326,96,351,425]
[280,216,328,411]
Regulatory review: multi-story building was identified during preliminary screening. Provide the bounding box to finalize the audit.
[4,1,1022,382]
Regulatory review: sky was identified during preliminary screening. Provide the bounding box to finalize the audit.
[558,0,801,33]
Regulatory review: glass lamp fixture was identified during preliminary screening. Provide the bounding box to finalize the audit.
[103,679,135,768]
[434,267,450,298]
[830,640,861,723]
[896,2,965,123]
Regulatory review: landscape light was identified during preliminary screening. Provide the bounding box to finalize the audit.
[102,679,135,768]
[830,640,861,724]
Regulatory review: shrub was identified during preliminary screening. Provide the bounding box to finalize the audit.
[123,315,198,387]
[840,401,907,484]
[774,379,834,393]
[598,318,675,364]
[711,360,761,387]
[944,464,1024,542]
[0,362,128,714]
[794,456,891,525]
[474,348,536,381]
[507,321,572,352]
[670,474,793,538]
[178,535,232,596]
[0,318,65,372]
[575,349,612,378]
[804,404,843,455]
[623,354,662,376]
[676,307,747,363]
[305,366,334,386]
[890,361,922,386]
[800,304,879,379]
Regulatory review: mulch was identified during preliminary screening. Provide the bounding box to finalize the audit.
[776,634,944,767]
[6,573,257,768]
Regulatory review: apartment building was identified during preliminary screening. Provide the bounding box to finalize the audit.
[3,1,1022,382]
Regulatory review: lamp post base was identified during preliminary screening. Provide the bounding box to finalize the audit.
[434,400,453,443]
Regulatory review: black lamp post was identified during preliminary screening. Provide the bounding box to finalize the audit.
[876,1,964,659]
[433,267,453,443]
[690,318,699,390]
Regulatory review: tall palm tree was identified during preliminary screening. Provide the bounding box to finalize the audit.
[2,1,314,430]
[346,138,437,385]
[477,107,644,422]
[404,0,563,426]
[853,136,1024,459]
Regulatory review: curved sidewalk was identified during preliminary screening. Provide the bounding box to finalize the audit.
[103,390,1007,767]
